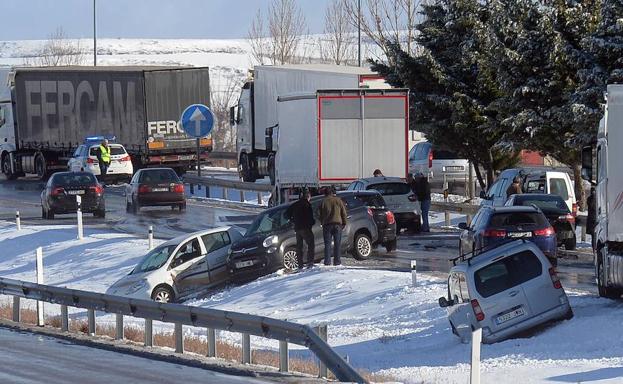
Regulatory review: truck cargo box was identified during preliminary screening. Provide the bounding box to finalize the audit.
[275,89,409,187]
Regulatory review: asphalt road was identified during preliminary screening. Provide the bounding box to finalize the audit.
[0,327,271,384]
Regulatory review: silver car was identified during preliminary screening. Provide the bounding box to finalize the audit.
[439,240,573,344]
[408,141,469,188]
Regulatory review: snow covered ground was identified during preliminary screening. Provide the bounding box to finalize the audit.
[0,221,620,383]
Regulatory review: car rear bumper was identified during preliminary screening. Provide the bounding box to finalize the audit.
[378,224,397,243]
[138,193,185,206]
[49,198,104,213]
[395,212,420,225]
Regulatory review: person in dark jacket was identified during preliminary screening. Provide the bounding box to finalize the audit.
[285,189,315,270]
[318,186,347,266]
[415,174,432,232]
[506,176,523,199]
[587,187,596,250]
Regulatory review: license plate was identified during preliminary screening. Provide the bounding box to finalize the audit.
[67,190,85,195]
[236,260,254,268]
[445,166,463,171]
[152,188,168,192]
[179,155,194,160]
[495,306,525,325]
[508,232,532,238]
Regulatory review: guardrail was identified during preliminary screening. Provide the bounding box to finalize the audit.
[0,277,366,383]
[184,174,272,205]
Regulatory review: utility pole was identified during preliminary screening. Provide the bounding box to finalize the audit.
[357,0,362,67]
[93,0,97,66]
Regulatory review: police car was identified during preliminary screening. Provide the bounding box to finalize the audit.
[67,136,133,183]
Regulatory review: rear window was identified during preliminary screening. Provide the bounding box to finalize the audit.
[366,182,411,196]
[89,145,127,156]
[432,149,460,160]
[139,169,180,183]
[53,173,97,186]
[489,212,548,228]
[356,194,386,208]
[474,250,543,298]
[514,196,569,213]
[549,178,569,200]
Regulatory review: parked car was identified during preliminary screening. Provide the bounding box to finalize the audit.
[40,171,105,219]
[106,227,243,303]
[408,141,470,188]
[67,138,133,183]
[439,240,573,344]
[346,176,419,233]
[481,168,577,214]
[227,195,379,280]
[505,194,577,250]
[338,190,397,252]
[126,168,186,213]
[459,206,558,266]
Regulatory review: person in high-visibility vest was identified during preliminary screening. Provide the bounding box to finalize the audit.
[97,139,111,178]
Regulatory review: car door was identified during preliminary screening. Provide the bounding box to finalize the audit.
[546,172,574,213]
[460,210,482,254]
[447,272,474,340]
[201,231,232,285]
[127,171,140,203]
[509,250,557,317]
[170,237,209,295]
[68,146,83,172]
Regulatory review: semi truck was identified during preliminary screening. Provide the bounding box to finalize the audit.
[0,66,212,180]
[230,64,389,184]
[582,84,623,299]
[272,88,409,204]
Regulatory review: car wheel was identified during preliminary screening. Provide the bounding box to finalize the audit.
[282,248,298,271]
[384,238,397,253]
[352,232,373,260]
[565,236,576,251]
[132,197,140,214]
[152,285,175,303]
[563,307,574,320]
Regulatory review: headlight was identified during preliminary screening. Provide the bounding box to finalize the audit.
[125,280,147,294]
[263,235,279,248]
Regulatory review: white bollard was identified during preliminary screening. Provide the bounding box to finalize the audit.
[15,211,21,231]
[36,246,44,327]
[148,226,154,250]
[411,260,417,286]
[470,327,482,384]
[76,195,83,240]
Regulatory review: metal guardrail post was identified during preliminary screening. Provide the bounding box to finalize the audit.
[175,322,184,354]
[115,313,124,340]
[15,211,21,231]
[445,211,450,226]
[12,296,20,322]
[223,187,228,200]
[61,304,69,332]
[257,192,263,205]
[239,190,244,202]
[36,246,45,327]
[87,308,96,335]
[207,328,216,357]
[279,340,289,372]
[148,226,154,250]
[145,319,153,347]
[242,333,251,364]
[206,185,210,198]
[316,324,328,378]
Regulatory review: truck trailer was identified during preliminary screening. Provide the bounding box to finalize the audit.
[230,64,389,184]
[0,66,212,180]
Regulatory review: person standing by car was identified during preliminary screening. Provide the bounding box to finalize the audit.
[97,139,111,178]
[415,174,432,232]
[318,186,347,266]
[587,186,596,249]
[506,176,523,199]
[286,189,315,270]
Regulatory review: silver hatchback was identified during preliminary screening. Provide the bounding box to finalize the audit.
[439,240,573,344]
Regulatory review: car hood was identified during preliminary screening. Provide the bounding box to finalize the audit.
[107,270,150,291]
[231,233,266,251]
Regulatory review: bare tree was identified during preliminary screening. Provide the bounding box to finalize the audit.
[319,0,357,65]
[247,0,307,65]
[33,27,85,66]
[210,69,245,152]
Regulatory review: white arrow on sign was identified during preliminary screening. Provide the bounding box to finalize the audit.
[189,107,206,137]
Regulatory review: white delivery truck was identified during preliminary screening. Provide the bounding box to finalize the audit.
[272,88,409,204]
[582,84,623,298]
[230,64,389,184]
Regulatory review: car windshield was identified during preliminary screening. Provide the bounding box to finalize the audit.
[367,182,411,196]
[515,196,569,213]
[245,207,291,236]
[131,244,177,274]
[139,169,179,184]
[89,145,126,156]
[53,173,97,186]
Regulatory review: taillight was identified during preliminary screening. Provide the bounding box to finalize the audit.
[572,203,577,217]
[367,208,374,217]
[120,155,131,162]
[86,158,97,164]
[557,214,575,224]
[483,229,506,237]
[471,299,485,321]
[173,184,184,193]
[51,187,65,196]
[386,211,396,225]
[138,184,151,194]
[428,150,433,168]
[549,267,562,289]
[408,194,417,202]
[534,226,555,236]
[90,185,103,195]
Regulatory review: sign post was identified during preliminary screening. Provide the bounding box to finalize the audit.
[180,104,215,178]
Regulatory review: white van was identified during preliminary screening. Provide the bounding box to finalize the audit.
[481,168,577,214]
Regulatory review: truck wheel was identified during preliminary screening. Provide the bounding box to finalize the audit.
[268,154,276,185]
[239,153,256,183]
[351,232,373,260]
[1,154,17,180]
[597,248,622,299]
[35,154,48,180]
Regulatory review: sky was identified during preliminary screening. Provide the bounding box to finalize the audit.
[2,0,331,40]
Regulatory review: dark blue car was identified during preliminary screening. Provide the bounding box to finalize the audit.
[458,206,558,266]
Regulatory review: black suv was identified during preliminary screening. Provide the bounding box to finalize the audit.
[227,195,379,280]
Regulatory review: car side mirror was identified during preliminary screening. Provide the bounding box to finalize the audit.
[438,296,454,308]
[458,222,468,230]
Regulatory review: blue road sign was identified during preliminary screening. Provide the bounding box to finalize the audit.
[180,104,215,138]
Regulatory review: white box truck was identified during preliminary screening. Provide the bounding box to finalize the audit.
[272,88,409,204]
[582,84,623,298]
[230,64,389,184]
